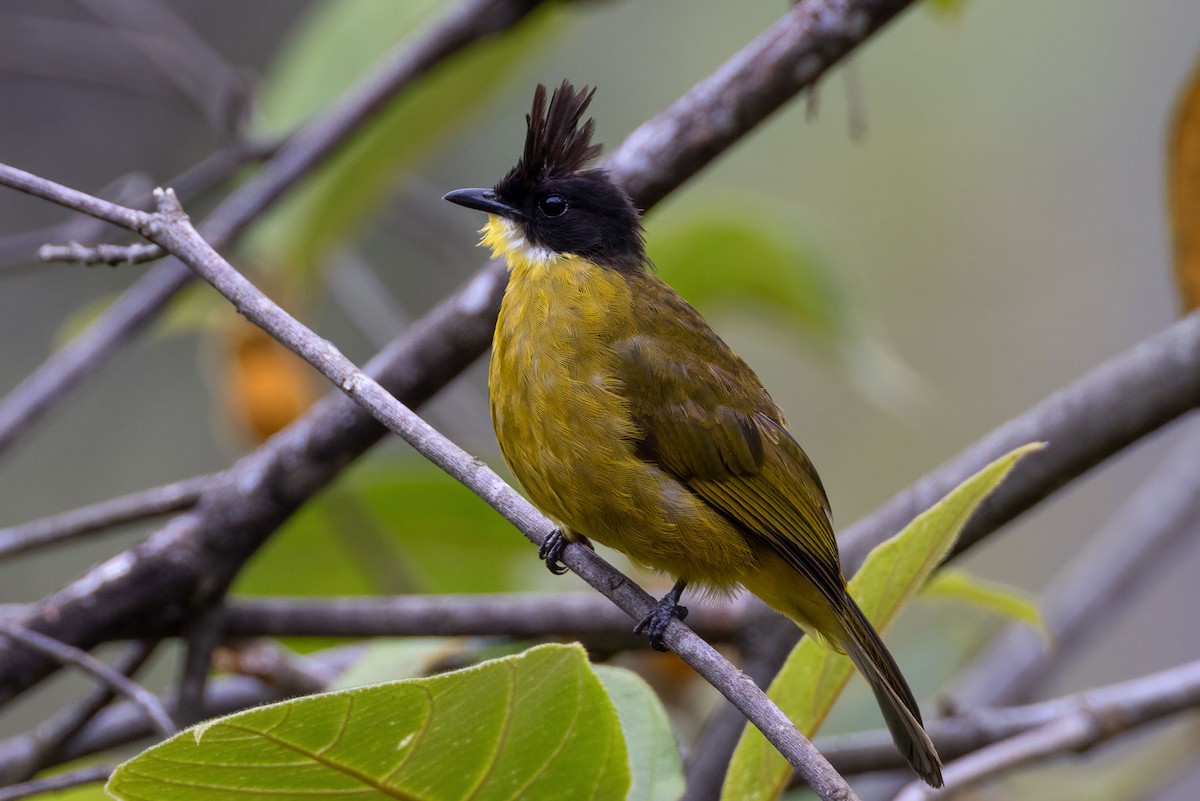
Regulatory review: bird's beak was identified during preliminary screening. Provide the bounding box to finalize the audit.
[443,188,522,218]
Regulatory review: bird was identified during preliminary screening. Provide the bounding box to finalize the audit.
[443,80,943,788]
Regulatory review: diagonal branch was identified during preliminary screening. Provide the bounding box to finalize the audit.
[0,473,217,560]
[0,623,175,740]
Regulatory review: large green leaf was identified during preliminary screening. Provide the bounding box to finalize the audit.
[721,442,1044,801]
[245,0,566,280]
[106,643,629,801]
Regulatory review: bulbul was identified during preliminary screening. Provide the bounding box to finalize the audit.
[444,81,942,788]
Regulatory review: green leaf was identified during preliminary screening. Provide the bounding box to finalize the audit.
[721,442,1045,801]
[107,643,629,801]
[245,0,566,281]
[595,666,685,801]
[922,568,1050,641]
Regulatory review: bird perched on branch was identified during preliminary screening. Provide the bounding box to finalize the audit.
[444,80,942,788]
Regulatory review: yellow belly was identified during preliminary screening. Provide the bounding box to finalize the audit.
[489,255,756,589]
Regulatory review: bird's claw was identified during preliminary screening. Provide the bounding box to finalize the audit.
[539,529,591,575]
[634,597,688,652]
[538,529,570,574]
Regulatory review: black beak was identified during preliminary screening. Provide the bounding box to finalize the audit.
[443,187,522,218]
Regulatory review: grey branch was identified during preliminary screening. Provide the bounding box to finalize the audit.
[0,473,217,560]
[38,240,165,266]
[0,623,175,739]
[814,658,1200,779]
[891,659,1200,800]
[0,641,154,786]
[222,593,750,645]
[0,764,113,801]
[0,0,550,457]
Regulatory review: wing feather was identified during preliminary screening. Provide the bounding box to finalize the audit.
[614,275,845,602]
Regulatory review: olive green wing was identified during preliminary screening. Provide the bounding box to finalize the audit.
[613,281,845,598]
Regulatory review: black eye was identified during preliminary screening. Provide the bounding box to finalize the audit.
[538,194,567,218]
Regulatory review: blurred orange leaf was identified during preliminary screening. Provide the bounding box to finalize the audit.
[1168,54,1200,313]
[221,318,321,443]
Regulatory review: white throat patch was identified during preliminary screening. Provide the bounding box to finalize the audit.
[493,217,558,266]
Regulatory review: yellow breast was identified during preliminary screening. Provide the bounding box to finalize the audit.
[488,223,638,531]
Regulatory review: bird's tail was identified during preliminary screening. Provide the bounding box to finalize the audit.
[838,594,943,788]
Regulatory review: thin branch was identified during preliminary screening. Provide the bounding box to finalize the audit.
[0,764,113,801]
[212,640,339,696]
[0,0,550,457]
[40,647,363,771]
[892,660,1200,800]
[0,473,217,560]
[0,623,175,739]
[815,659,1200,778]
[174,605,226,726]
[0,641,154,785]
[951,417,1200,708]
[38,240,163,266]
[222,593,750,645]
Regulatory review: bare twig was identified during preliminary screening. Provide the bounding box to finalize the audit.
[815,659,1200,778]
[213,640,339,695]
[175,605,226,726]
[0,0,550,457]
[0,764,113,801]
[38,240,163,266]
[0,623,174,739]
[42,647,363,771]
[1,139,277,271]
[892,660,1200,800]
[0,641,154,785]
[951,416,1200,707]
[222,593,750,645]
[0,473,217,560]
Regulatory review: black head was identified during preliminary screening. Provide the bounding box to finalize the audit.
[443,81,646,271]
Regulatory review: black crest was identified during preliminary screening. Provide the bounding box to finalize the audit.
[487,81,646,270]
[503,81,601,189]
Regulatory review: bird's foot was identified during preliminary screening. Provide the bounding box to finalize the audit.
[538,528,590,575]
[634,580,688,652]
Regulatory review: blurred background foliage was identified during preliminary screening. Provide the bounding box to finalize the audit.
[1,0,1199,798]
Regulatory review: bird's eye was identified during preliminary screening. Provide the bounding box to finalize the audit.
[538,194,568,218]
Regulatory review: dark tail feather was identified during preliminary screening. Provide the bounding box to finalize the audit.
[839,595,944,788]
